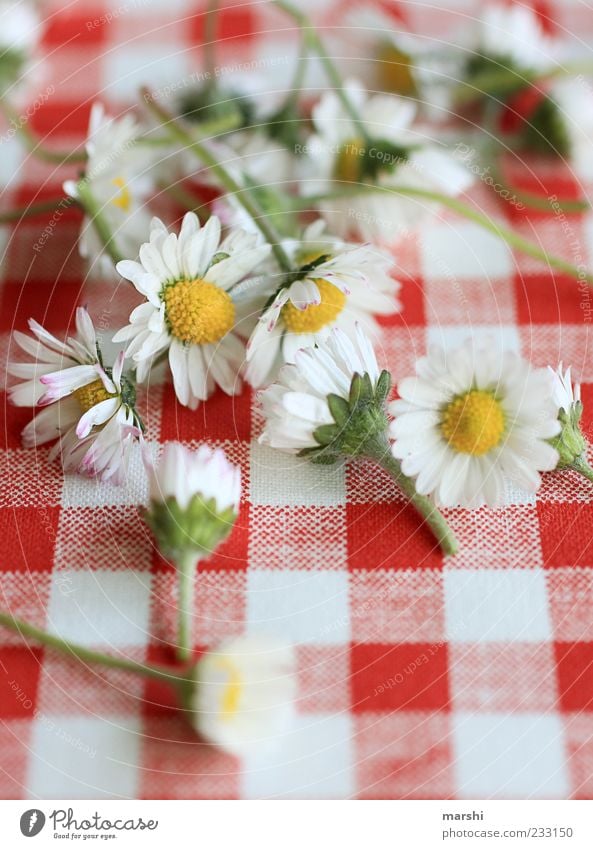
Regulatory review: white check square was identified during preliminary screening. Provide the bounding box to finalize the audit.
[46,569,152,648]
[246,570,350,645]
[444,569,552,642]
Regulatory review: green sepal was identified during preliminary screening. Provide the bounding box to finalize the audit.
[327,394,351,427]
[143,495,237,560]
[548,401,587,469]
[374,370,392,405]
[305,368,392,462]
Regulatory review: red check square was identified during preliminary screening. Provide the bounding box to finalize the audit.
[555,642,593,712]
[346,502,443,570]
[350,642,450,712]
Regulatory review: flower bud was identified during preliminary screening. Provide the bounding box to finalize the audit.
[143,442,241,559]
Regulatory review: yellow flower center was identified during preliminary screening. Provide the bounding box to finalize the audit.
[282,278,347,334]
[215,658,243,720]
[111,176,131,212]
[74,379,115,413]
[376,43,417,96]
[163,279,235,345]
[440,390,506,456]
[334,137,366,183]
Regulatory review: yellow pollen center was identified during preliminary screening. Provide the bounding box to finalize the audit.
[111,176,131,212]
[334,136,366,183]
[163,278,235,345]
[376,43,417,96]
[440,390,505,456]
[282,278,347,334]
[215,658,243,720]
[74,379,115,413]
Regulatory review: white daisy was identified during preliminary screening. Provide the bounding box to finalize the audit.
[64,102,155,274]
[302,80,473,241]
[143,441,241,561]
[8,308,142,484]
[245,220,400,387]
[340,2,454,114]
[113,212,271,410]
[390,340,561,508]
[259,323,380,453]
[191,635,296,756]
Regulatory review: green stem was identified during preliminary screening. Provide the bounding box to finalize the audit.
[274,0,371,143]
[0,196,75,223]
[76,178,125,266]
[571,454,593,484]
[0,99,87,164]
[0,611,185,686]
[176,551,199,663]
[296,183,593,284]
[488,159,589,213]
[142,89,293,272]
[365,439,458,556]
[394,185,593,284]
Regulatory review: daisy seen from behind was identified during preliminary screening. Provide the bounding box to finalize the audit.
[259,324,458,553]
[113,212,271,409]
[390,339,561,508]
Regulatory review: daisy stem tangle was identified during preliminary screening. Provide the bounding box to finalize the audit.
[176,550,199,663]
[0,611,186,686]
[364,438,459,556]
[142,90,294,273]
[76,178,125,266]
[293,185,593,284]
[274,0,372,144]
[0,99,87,165]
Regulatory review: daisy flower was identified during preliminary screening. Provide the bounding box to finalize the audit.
[245,220,400,387]
[64,102,155,273]
[8,308,142,485]
[191,635,296,756]
[113,212,271,410]
[144,441,241,560]
[390,340,561,508]
[301,79,473,242]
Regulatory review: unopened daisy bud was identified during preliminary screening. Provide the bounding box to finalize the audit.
[143,442,241,663]
[259,324,458,555]
[548,365,593,484]
[188,636,296,756]
[144,442,241,560]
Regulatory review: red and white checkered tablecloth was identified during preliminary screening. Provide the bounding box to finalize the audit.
[1,0,593,800]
